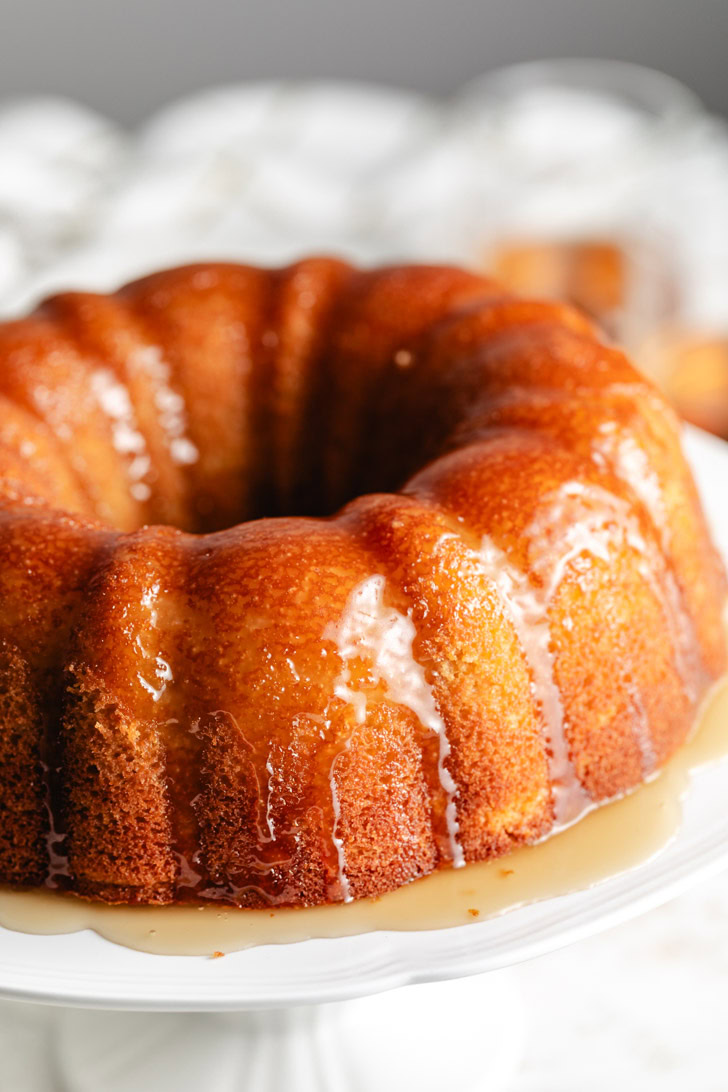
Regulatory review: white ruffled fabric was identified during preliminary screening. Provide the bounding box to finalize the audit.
[1,77,728,332]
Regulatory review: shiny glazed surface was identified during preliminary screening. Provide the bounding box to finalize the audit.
[0,259,725,907]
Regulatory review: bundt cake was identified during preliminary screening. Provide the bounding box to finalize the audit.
[0,258,724,908]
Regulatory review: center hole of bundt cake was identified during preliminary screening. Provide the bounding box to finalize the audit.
[176,377,444,531]
[102,380,439,532]
[184,443,417,531]
[96,412,429,534]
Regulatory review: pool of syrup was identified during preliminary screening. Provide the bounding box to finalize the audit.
[1,675,727,957]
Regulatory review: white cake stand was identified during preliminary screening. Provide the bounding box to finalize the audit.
[2,426,727,1092]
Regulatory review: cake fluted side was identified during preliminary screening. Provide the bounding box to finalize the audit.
[0,259,724,906]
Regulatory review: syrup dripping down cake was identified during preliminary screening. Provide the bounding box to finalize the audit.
[0,259,724,906]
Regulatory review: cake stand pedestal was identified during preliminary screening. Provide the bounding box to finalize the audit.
[35,971,523,1092]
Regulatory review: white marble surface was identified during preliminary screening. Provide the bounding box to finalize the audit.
[511,878,728,1090]
[0,74,727,1089]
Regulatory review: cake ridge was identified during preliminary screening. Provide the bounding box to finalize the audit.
[324,572,464,871]
[477,531,590,827]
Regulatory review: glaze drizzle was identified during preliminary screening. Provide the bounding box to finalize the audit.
[324,575,464,880]
[91,368,152,502]
[131,346,199,467]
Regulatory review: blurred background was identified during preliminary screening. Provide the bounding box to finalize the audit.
[1,7,728,1087]
[2,0,728,436]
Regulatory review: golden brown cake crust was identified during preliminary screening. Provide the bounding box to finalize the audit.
[0,259,725,907]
